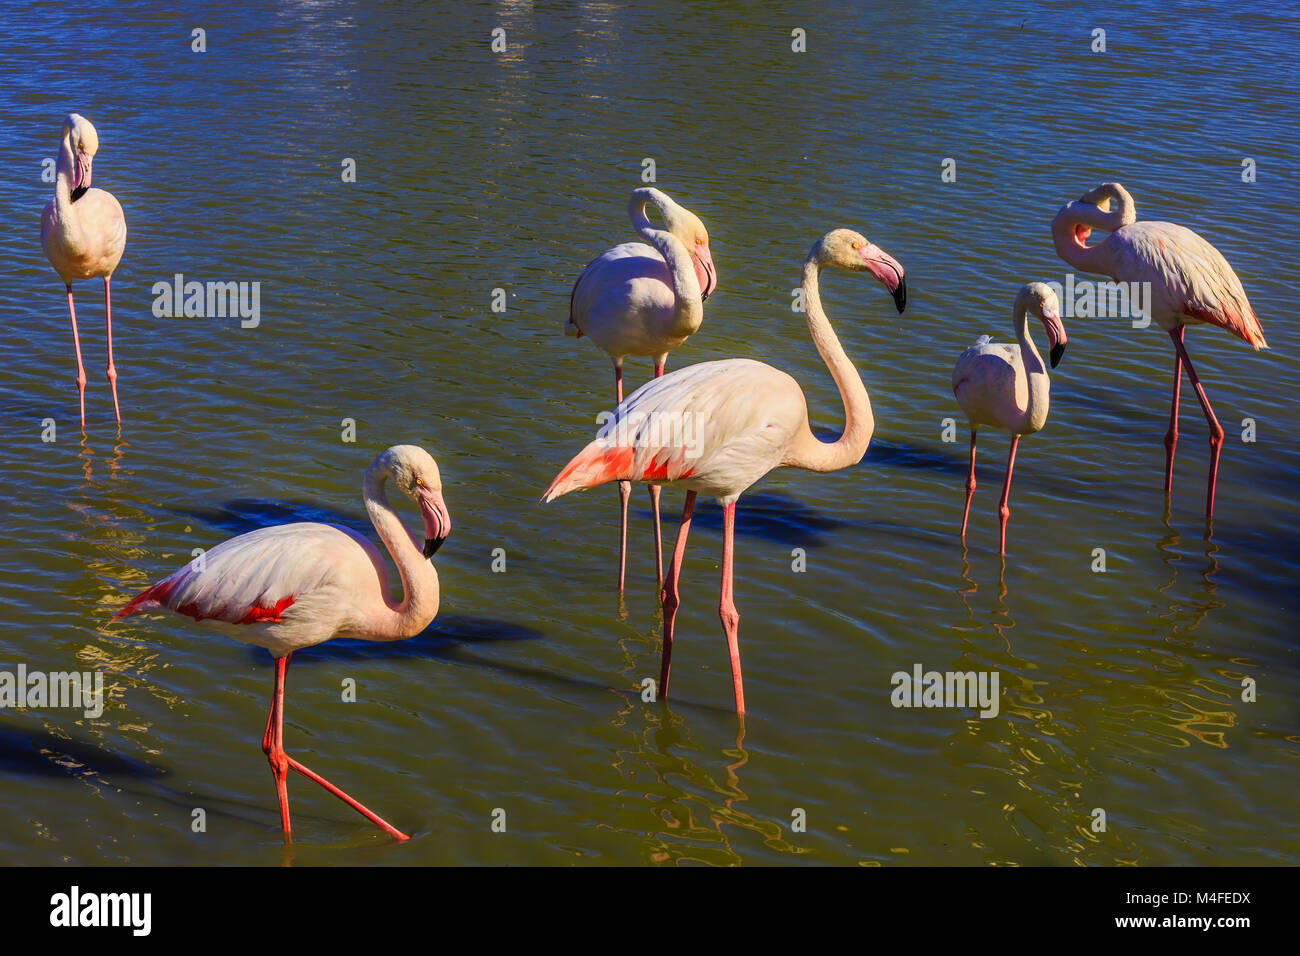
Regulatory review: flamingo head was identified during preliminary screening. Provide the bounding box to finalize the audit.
[1020,282,1067,368]
[814,229,907,313]
[663,204,717,301]
[371,445,452,558]
[1059,181,1137,246]
[1079,182,1123,208]
[63,113,98,201]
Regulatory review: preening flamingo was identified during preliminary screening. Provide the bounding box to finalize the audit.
[953,283,1067,554]
[1051,181,1266,520]
[546,229,905,715]
[567,187,718,593]
[41,113,128,430]
[114,445,452,842]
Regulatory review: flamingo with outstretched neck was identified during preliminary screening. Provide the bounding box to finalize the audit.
[567,187,718,592]
[1052,181,1266,520]
[953,282,1068,553]
[114,445,452,842]
[546,229,904,715]
[41,113,127,430]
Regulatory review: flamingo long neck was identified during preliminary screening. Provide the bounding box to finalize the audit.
[782,259,874,472]
[1012,299,1050,434]
[1051,186,1135,278]
[628,188,703,336]
[53,134,80,229]
[361,469,440,641]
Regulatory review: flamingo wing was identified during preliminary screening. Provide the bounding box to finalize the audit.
[952,336,1018,389]
[566,246,634,338]
[544,358,802,501]
[568,243,687,356]
[1112,221,1266,348]
[953,341,1026,429]
[114,522,386,629]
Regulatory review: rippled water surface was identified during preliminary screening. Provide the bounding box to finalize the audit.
[1,1,1297,865]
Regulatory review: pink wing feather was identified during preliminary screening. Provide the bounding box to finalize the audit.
[114,522,382,626]
[544,359,801,501]
[1112,221,1266,349]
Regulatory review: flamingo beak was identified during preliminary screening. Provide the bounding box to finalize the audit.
[891,276,908,314]
[418,486,451,558]
[693,245,717,301]
[72,149,92,201]
[862,245,906,313]
[1043,309,1068,368]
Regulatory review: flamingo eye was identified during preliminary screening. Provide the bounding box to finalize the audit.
[851,241,862,250]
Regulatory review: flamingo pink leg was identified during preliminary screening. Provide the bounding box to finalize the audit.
[104,277,121,425]
[647,361,666,588]
[1169,328,1225,520]
[614,364,629,593]
[960,429,977,539]
[64,285,87,430]
[261,655,292,836]
[997,436,1019,555]
[659,490,696,699]
[1164,327,1184,497]
[261,653,409,843]
[719,501,745,715]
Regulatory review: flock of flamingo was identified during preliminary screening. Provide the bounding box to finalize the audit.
[43,114,1267,841]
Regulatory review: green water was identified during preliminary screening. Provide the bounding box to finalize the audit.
[0,1,1296,865]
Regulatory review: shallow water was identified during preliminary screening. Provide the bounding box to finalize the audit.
[0,1,1296,865]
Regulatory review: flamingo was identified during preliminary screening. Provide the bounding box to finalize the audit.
[41,113,128,430]
[567,187,718,593]
[953,283,1068,554]
[113,445,452,842]
[1051,181,1267,520]
[546,229,905,715]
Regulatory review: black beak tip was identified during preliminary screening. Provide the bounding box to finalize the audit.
[892,278,907,314]
[1050,343,1066,368]
[423,537,444,558]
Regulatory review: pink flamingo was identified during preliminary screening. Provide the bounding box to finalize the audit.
[567,187,718,593]
[41,114,127,430]
[546,229,905,714]
[1052,181,1267,520]
[953,283,1068,553]
[114,445,451,842]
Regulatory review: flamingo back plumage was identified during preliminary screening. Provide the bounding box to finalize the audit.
[1113,221,1266,349]
[566,243,703,359]
[113,522,387,651]
[544,359,803,502]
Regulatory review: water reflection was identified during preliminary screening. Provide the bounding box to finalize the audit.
[74,432,127,489]
[939,523,1254,862]
[1155,520,1223,641]
[605,708,800,865]
[953,544,1015,654]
